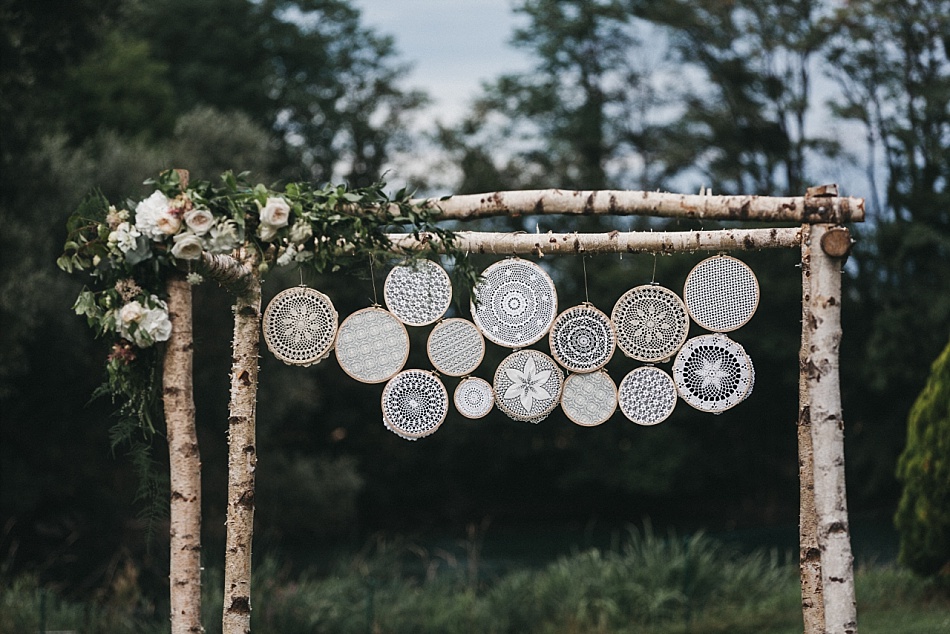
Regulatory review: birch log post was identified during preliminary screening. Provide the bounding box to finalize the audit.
[222,250,262,634]
[799,225,824,634]
[806,224,858,634]
[163,272,203,634]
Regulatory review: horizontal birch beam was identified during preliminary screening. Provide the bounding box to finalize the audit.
[413,189,864,224]
[388,227,802,255]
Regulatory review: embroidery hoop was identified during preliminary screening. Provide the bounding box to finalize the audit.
[618,365,678,426]
[454,376,495,419]
[334,306,410,384]
[471,258,558,348]
[683,255,760,332]
[560,370,618,427]
[672,333,754,413]
[548,303,617,373]
[381,369,449,440]
[611,284,689,363]
[427,318,486,377]
[384,259,453,326]
[262,286,338,367]
[493,349,564,422]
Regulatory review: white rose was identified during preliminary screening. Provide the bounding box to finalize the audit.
[134,190,171,240]
[184,209,215,235]
[257,223,279,242]
[260,197,290,228]
[137,307,172,345]
[171,232,204,260]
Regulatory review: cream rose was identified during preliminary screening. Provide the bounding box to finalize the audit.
[171,233,204,260]
[260,197,291,228]
[184,209,215,235]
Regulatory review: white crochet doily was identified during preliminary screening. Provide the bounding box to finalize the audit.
[618,366,678,426]
[427,318,485,377]
[683,255,760,332]
[471,259,558,348]
[384,259,453,326]
[548,304,616,373]
[493,349,564,422]
[454,377,495,419]
[334,307,409,384]
[672,334,754,413]
[262,286,338,366]
[611,284,689,362]
[560,370,618,427]
[381,369,448,440]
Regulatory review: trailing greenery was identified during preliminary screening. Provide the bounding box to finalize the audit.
[896,337,950,577]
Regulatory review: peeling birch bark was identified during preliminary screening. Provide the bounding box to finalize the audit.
[163,273,203,634]
[387,227,801,255]
[199,252,255,295]
[806,224,858,634]
[409,188,864,223]
[222,250,261,634]
[799,225,824,634]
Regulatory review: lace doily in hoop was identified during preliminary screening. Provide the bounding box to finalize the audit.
[471,259,558,348]
[611,285,689,362]
[561,371,618,427]
[683,255,760,332]
[262,286,338,366]
[454,377,494,419]
[381,369,448,440]
[549,304,616,373]
[335,307,409,384]
[618,366,678,426]
[384,259,453,326]
[672,334,754,413]
[427,318,485,376]
[493,350,564,422]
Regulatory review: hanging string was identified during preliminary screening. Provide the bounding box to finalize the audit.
[582,255,591,305]
[299,266,305,286]
[651,252,658,285]
[369,254,379,306]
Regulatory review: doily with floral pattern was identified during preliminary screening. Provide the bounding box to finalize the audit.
[384,259,453,326]
[335,307,409,384]
[672,334,754,413]
[427,318,485,376]
[561,370,618,427]
[471,259,558,348]
[683,255,759,332]
[612,285,689,362]
[493,349,564,422]
[381,369,448,440]
[549,304,616,373]
[262,286,338,366]
[454,376,495,419]
[618,366,678,425]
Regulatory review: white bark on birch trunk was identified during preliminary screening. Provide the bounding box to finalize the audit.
[799,225,825,633]
[163,273,203,634]
[222,251,261,634]
[806,224,858,634]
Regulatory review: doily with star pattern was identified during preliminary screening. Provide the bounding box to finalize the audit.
[493,349,564,422]
[672,334,753,413]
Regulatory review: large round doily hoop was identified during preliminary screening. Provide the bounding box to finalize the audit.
[262,286,338,366]
[672,334,754,413]
[618,366,678,426]
[683,255,760,332]
[427,318,485,377]
[561,370,618,427]
[471,259,558,348]
[454,377,495,419]
[548,304,616,373]
[335,307,410,384]
[384,259,453,326]
[611,285,689,362]
[381,369,449,440]
[493,349,564,422]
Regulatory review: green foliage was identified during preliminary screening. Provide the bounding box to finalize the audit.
[896,338,950,577]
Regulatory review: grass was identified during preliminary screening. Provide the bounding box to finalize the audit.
[2,529,948,634]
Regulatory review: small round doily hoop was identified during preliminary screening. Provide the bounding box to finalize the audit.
[262,286,339,367]
[381,369,449,440]
[548,304,616,373]
[672,334,754,413]
[384,259,453,326]
[493,349,564,422]
[618,366,678,426]
[335,307,410,384]
[561,370,618,427]
[683,255,760,332]
[611,284,689,363]
[454,377,495,419]
[471,258,558,348]
[427,318,486,377]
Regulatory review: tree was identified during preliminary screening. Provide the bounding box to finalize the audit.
[895,338,950,577]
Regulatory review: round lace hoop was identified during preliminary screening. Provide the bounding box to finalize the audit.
[548,304,617,373]
[471,259,558,348]
[384,259,453,326]
[560,370,618,427]
[611,284,689,362]
[454,377,495,419]
[381,369,448,440]
[683,255,760,332]
[493,349,564,422]
[427,318,485,377]
[672,334,754,413]
[262,286,338,366]
[618,366,678,426]
[334,307,410,384]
